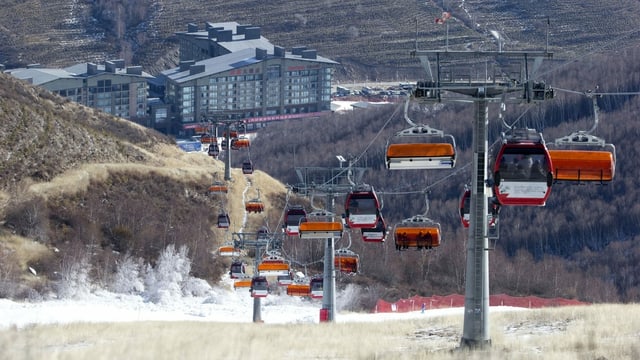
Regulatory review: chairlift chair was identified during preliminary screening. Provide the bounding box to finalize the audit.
[208,181,228,194]
[233,277,252,290]
[298,205,342,239]
[245,199,265,213]
[549,97,616,184]
[233,137,251,149]
[257,252,290,277]
[334,248,359,274]
[224,130,239,139]
[286,282,311,297]
[200,133,216,144]
[218,243,240,257]
[549,147,615,183]
[385,99,456,170]
[393,215,442,251]
[298,219,343,239]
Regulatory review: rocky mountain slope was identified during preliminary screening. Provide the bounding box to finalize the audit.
[2,1,639,80]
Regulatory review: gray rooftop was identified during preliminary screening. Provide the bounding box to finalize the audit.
[5,68,76,85]
[162,48,338,84]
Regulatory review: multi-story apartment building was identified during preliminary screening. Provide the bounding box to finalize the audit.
[163,22,338,135]
[6,60,152,122]
[5,21,338,137]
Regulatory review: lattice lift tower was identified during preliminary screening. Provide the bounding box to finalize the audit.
[410,48,554,347]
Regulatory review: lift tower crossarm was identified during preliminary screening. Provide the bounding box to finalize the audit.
[411,50,553,102]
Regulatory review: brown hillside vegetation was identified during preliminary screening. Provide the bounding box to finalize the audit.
[0,73,287,298]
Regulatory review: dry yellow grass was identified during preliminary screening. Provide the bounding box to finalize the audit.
[1,304,639,360]
[0,139,290,288]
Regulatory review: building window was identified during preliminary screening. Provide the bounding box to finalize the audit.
[267,65,281,79]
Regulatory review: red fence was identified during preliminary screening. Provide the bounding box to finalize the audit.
[373,294,588,313]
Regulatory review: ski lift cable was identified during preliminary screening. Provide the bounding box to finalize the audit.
[552,86,640,97]
[505,104,535,130]
[379,161,471,196]
[323,98,406,187]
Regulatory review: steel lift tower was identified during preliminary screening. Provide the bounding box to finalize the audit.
[232,231,282,323]
[411,48,553,348]
[201,111,245,181]
[293,164,366,321]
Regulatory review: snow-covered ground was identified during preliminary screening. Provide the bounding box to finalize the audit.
[0,274,524,330]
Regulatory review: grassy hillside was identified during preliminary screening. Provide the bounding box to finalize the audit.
[0,72,289,299]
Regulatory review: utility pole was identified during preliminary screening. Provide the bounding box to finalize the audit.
[411,49,553,348]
